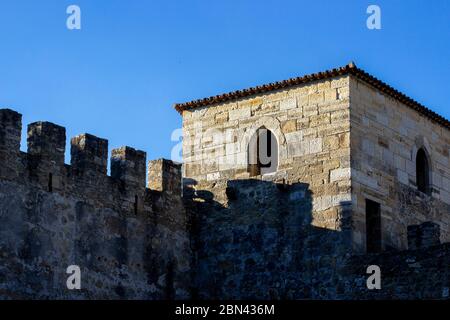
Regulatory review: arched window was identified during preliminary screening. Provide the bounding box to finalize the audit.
[416,148,430,194]
[248,127,278,177]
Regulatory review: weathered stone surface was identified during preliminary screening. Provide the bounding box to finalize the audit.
[0,111,191,299]
[350,77,450,252]
[178,71,450,300]
[1,66,450,300]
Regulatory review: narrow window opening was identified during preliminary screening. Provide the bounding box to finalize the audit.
[416,148,430,194]
[366,199,382,253]
[134,195,138,215]
[48,173,53,192]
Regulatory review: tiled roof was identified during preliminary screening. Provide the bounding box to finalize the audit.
[173,62,450,130]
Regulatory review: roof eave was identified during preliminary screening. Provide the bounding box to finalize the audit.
[173,62,450,131]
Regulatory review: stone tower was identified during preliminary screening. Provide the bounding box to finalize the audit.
[176,62,450,298]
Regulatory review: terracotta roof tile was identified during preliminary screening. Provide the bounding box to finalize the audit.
[173,62,450,130]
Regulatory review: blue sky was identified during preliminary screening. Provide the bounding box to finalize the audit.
[0,0,449,164]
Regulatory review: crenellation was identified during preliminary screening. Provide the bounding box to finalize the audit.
[0,108,22,150]
[0,110,185,208]
[0,109,191,300]
[0,108,22,180]
[148,159,182,194]
[109,146,147,215]
[70,133,108,176]
[111,146,147,189]
[27,121,66,163]
[26,121,66,191]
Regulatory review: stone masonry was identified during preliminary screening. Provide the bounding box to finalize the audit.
[177,62,450,299]
[0,110,191,299]
[0,62,449,299]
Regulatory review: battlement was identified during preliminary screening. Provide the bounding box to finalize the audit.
[0,109,22,180]
[28,121,66,164]
[148,159,182,194]
[0,108,181,197]
[0,108,21,150]
[0,108,192,300]
[111,146,147,189]
[71,133,109,176]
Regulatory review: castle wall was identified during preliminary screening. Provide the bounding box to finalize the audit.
[349,78,450,253]
[338,243,450,299]
[2,66,450,300]
[186,178,356,299]
[0,109,191,299]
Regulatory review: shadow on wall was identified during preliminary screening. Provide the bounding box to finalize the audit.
[183,178,352,300]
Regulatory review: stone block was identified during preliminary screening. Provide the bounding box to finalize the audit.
[281,120,296,133]
[229,107,251,121]
[330,168,351,182]
[280,97,297,110]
